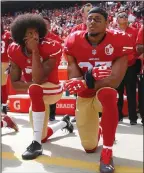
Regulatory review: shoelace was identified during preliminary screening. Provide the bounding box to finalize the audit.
[101,149,112,165]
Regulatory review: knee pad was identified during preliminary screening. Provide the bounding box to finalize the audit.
[97,88,117,106]
[29,84,43,101]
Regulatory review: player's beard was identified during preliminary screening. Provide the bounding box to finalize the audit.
[88,32,100,37]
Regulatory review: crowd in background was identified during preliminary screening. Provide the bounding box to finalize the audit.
[2,1,144,39]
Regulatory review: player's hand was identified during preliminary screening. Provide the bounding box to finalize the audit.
[64,79,87,94]
[92,64,112,80]
[24,33,39,52]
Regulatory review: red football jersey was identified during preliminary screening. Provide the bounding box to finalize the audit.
[1,30,11,62]
[136,26,144,45]
[113,26,138,66]
[8,39,62,84]
[136,26,144,73]
[70,23,87,33]
[64,30,134,98]
[46,32,63,43]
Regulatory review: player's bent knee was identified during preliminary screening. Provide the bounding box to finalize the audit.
[97,87,117,104]
[29,84,43,100]
[85,147,97,153]
[82,142,97,153]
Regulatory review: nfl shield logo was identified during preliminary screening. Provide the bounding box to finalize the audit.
[92,49,96,55]
[105,44,114,55]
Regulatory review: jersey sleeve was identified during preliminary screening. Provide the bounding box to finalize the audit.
[70,26,78,33]
[136,27,143,45]
[42,40,62,61]
[7,42,22,67]
[115,32,135,61]
[63,32,76,57]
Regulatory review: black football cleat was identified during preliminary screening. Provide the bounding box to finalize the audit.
[61,115,74,133]
[2,105,7,114]
[22,141,43,160]
[71,117,76,123]
[100,148,115,173]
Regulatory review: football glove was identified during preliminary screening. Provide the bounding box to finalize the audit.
[64,79,87,95]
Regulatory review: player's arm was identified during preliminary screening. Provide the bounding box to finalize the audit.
[66,54,83,79]
[94,56,128,90]
[10,61,33,91]
[32,49,61,84]
[42,58,57,80]
[31,49,57,84]
[136,45,144,55]
[136,27,144,55]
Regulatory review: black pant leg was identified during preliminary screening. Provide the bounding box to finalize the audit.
[125,64,138,122]
[49,103,56,119]
[117,78,125,119]
[138,74,144,123]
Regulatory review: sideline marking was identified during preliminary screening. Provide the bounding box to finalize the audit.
[2,152,143,173]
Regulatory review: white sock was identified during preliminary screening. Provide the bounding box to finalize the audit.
[50,121,67,133]
[32,111,45,144]
[2,120,7,127]
[103,145,113,150]
[2,103,7,107]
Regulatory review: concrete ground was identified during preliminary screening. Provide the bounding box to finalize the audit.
[1,113,143,173]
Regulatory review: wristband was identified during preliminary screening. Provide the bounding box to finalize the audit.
[84,69,95,89]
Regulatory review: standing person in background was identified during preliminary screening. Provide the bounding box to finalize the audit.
[1,23,12,115]
[44,16,63,43]
[1,23,18,131]
[116,11,139,124]
[70,3,93,33]
[136,25,144,126]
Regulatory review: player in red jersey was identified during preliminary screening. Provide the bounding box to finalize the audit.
[43,16,63,121]
[43,16,63,43]
[1,23,12,114]
[1,115,19,131]
[1,23,19,132]
[64,7,134,173]
[8,14,73,160]
[115,11,139,124]
[136,25,144,125]
[136,26,144,55]
[70,3,92,33]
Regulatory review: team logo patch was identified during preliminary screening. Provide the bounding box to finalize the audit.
[105,44,114,55]
[92,49,96,55]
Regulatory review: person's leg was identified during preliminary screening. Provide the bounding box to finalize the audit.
[97,87,118,173]
[49,103,56,121]
[116,78,125,121]
[138,74,144,125]
[22,82,71,160]
[1,62,9,115]
[76,96,100,153]
[1,115,18,131]
[125,65,138,125]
